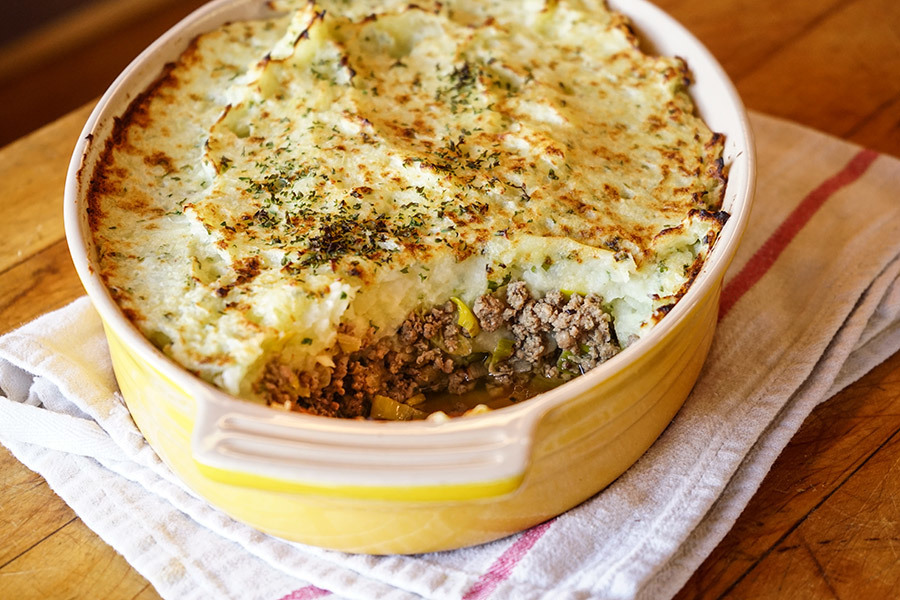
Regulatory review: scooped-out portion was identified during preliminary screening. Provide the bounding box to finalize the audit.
[256,281,621,418]
[87,0,728,420]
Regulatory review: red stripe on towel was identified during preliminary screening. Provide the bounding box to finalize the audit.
[462,519,556,600]
[719,148,879,320]
[278,586,331,600]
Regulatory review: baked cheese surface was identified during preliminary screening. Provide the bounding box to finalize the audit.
[89,0,726,399]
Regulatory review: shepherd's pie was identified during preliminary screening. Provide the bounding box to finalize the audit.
[88,0,728,418]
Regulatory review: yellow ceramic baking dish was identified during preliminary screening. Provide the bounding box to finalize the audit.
[64,0,755,554]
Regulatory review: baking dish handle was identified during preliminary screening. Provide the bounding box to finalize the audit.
[190,392,543,501]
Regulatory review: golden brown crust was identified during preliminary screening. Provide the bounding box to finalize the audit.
[86,1,728,403]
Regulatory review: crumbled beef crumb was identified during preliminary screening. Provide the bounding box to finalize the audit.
[505,281,530,311]
[473,294,506,332]
[255,281,620,418]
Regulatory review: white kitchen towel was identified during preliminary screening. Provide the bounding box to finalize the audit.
[2,112,900,600]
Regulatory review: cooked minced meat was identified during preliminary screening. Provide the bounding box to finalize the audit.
[255,282,620,418]
[472,294,506,332]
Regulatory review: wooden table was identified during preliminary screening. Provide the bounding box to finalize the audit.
[1,1,898,598]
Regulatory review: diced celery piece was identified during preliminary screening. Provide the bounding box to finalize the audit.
[370,395,427,421]
[450,296,480,336]
[490,338,515,368]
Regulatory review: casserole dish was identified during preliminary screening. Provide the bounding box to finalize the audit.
[65,0,755,554]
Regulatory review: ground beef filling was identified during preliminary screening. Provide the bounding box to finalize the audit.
[255,281,620,418]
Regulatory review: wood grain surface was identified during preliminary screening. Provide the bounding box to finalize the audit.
[1,0,898,598]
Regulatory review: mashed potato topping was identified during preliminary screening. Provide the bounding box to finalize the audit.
[89,0,727,417]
